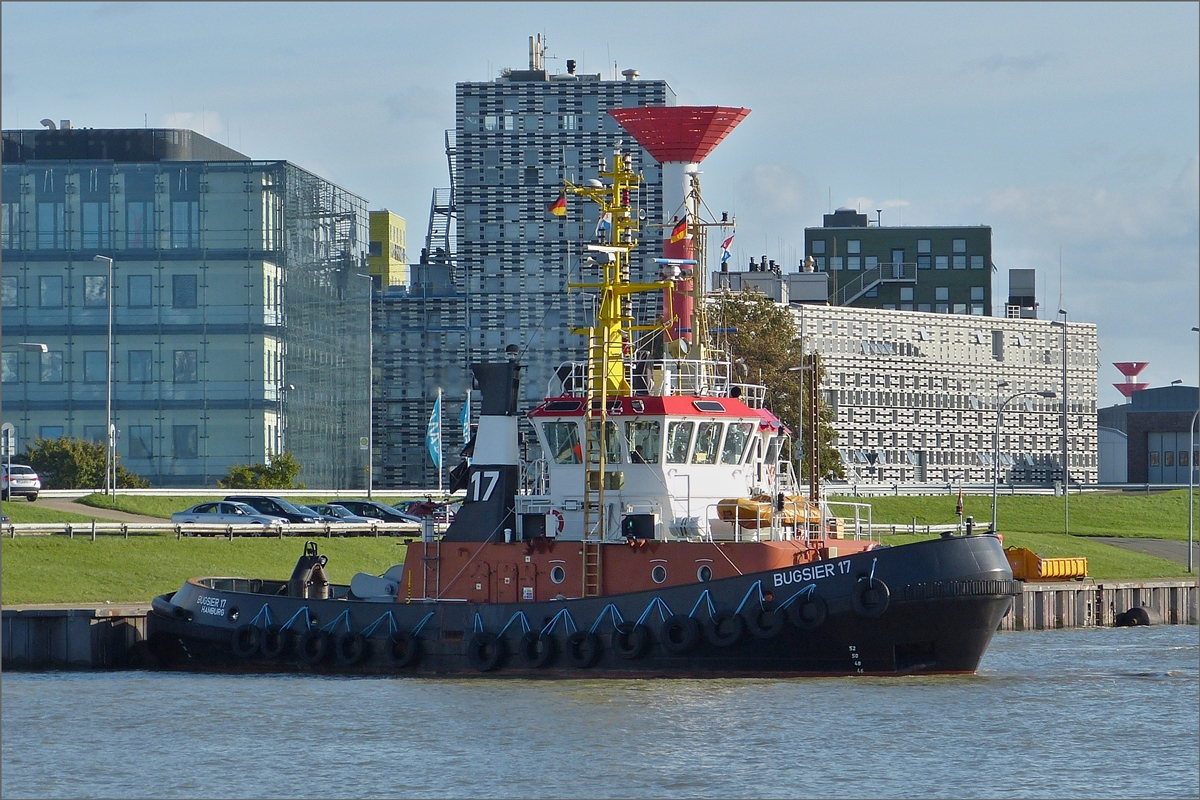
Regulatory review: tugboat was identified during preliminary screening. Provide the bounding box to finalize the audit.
[148,135,1018,678]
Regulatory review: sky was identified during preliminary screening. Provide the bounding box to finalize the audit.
[2,1,1196,407]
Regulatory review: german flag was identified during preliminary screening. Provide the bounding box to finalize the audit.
[669,216,688,243]
[548,194,567,217]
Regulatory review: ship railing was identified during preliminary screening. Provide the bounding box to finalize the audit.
[548,357,745,398]
[521,458,550,495]
[823,500,875,541]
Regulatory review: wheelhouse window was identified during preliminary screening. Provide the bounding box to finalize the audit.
[545,421,581,464]
[604,421,622,464]
[720,422,754,465]
[666,421,694,464]
[691,421,724,464]
[625,420,661,464]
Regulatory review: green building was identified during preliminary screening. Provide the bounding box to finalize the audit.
[804,208,993,315]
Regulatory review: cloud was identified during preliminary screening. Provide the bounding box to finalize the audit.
[963,52,1062,75]
[156,110,227,141]
[383,87,445,125]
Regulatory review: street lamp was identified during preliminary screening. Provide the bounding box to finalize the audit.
[787,361,814,497]
[355,272,374,498]
[93,255,114,500]
[1189,409,1197,574]
[992,388,1056,533]
[1051,309,1069,534]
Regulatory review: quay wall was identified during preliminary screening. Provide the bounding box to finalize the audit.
[2,580,1196,670]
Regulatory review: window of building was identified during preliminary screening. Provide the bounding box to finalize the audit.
[39,276,63,308]
[82,201,111,249]
[847,257,861,271]
[971,286,985,301]
[935,255,948,270]
[992,330,1004,360]
[953,239,967,253]
[1149,451,1160,467]
[865,255,878,270]
[84,351,107,383]
[936,303,949,314]
[900,287,914,301]
[171,201,200,248]
[40,351,63,383]
[917,239,931,254]
[953,255,967,269]
[953,303,967,314]
[37,202,65,249]
[1,202,20,249]
[847,240,861,254]
[814,257,826,270]
[483,115,499,131]
[935,286,949,301]
[128,350,153,383]
[39,426,64,440]
[971,255,985,270]
[1181,450,1190,468]
[811,240,826,255]
[865,285,879,297]
[172,274,198,308]
[129,426,153,459]
[173,425,199,459]
[126,201,154,249]
[1,352,18,383]
[1164,450,1175,468]
[829,257,843,271]
[917,255,931,270]
[173,350,198,383]
[1,276,17,308]
[561,114,578,131]
[83,426,105,443]
[84,275,108,307]
[128,274,153,308]
[918,303,931,312]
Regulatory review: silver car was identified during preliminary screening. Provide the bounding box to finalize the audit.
[2,464,42,502]
[171,501,290,527]
[311,503,375,524]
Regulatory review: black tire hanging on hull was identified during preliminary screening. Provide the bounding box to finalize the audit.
[387,631,421,668]
[787,595,828,630]
[467,632,505,672]
[611,621,652,659]
[567,631,601,668]
[745,602,784,639]
[853,578,891,618]
[661,615,701,654]
[297,631,329,665]
[704,610,745,647]
[519,630,556,668]
[261,625,288,659]
[230,624,261,658]
[334,631,368,666]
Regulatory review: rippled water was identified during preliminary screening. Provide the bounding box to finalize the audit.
[2,626,1197,799]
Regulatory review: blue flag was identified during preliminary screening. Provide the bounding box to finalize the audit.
[461,389,471,446]
[427,392,442,468]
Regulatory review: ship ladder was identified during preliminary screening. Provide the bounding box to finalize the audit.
[583,540,602,598]
[582,328,608,544]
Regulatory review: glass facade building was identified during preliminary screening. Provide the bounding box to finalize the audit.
[1,128,370,488]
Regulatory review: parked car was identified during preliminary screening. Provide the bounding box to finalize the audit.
[172,501,290,527]
[328,500,421,523]
[1,464,41,501]
[223,496,325,524]
[310,503,375,524]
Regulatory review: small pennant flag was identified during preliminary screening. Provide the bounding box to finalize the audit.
[669,216,688,244]
[955,486,964,516]
[594,212,612,239]
[548,194,567,217]
[720,233,734,264]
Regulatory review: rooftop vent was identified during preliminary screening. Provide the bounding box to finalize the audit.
[621,68,639,81]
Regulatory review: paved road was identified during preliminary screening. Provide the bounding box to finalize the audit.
[1095,537,1200,568]
[23,497,163,523]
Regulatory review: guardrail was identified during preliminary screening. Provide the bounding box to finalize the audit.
[1,520,424,540]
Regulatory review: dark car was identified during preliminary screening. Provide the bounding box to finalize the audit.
[223,495,324,524]
[328,500,421,523]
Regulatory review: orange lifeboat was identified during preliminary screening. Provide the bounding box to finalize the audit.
[716,495,822,530]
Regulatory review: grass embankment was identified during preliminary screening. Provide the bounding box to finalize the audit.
[0,502,105,524]
[0,535,408,605]
[828,489,1198,540]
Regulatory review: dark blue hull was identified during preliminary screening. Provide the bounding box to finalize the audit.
[147,534,1017,677]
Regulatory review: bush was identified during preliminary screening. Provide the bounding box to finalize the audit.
[218,450,306,489]
[23,436,149,489]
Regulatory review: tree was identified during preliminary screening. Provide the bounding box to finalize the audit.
[23,436,149,489]
[708,289,844,482]
[218,451,306,489]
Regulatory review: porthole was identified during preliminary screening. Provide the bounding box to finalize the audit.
[651,565,667,584]
[226,606,240,622]
[550,565,566,584]
[697,565,712,582]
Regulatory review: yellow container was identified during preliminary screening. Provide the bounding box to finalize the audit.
[1005,547,1087,581]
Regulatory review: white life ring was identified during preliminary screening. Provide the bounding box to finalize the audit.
[550,509,565,535]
